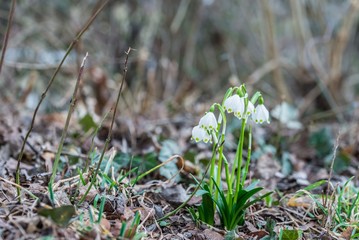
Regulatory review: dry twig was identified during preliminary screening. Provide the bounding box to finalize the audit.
[0,0,16,75]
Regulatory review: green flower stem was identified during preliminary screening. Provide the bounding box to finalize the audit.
[223,155,232,203]
[209,133,218,194]
[214,104,227,199]
[215,146,223,200]
[251,91,261,105]
[221,87,235,105]
[234,118,247,201]
[241,125,252,187]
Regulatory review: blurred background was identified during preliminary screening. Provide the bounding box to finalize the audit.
[1,0,358,116]
[1,0,359,176]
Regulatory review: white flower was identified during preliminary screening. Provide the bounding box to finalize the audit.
[252,104,270,124]
[223,95,245,119]
[199,112,217,131]
[245,101,255,117]
[192,125,211,143]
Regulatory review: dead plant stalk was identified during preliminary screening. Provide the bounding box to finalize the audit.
[14,0,109,199]
[323,131,341,228]
[0,0,16,75]
[78,47,133,206]
[48,53,89,203]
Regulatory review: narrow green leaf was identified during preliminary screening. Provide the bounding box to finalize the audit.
[295,180,327,197]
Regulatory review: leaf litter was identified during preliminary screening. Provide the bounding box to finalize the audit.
[1,100,358,240]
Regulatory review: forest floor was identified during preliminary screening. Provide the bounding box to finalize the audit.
[0,99,359,240]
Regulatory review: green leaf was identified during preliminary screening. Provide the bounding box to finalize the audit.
[159,221,169,227]
[279,229,302,240]
[330,151,351,173]
[303,179,327,192]
[188,207,199,222]
[110,152,157,173]
[196,189,210,196]
[281,152,292,176]
[38,205,76,227]
[79,113,98,132]
[158,140,181,162]
[196,184,215,225]
[158,140,182,182]
[38,237,54,240]
[245,180,259,191]
[265,218,277,239]
[309,127,333,159]
[224,230,236,240]
[200,191,215,225]
[211,178,230,228]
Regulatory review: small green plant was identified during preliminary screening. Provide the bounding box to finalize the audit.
[294,177,359,238]
[190,84,271,230]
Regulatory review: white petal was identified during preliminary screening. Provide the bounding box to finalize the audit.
[252,104,270,124]
[199,112,217,131]
[233,97,245,119]
[245,101,255,117]
[224,95,245,119]
[224,95,239,113]
[192,125,211,143]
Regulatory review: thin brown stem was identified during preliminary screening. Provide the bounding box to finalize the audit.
[15,0,109,199]
[325,131,341,198]
[0,177,38,201]
[0,0,16,75]
[78,47,133,206]
[48,53,89,203]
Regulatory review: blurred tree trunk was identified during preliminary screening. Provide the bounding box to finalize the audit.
[329,0,359,102]
[261,0,292,103]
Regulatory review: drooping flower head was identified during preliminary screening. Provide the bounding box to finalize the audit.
[245,101,255,117]
[252,104,270,124]
[199,112,217,132]
[223,95,245,119]
[192,125,211,143]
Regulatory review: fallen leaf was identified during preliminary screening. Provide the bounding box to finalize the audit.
[280,229,302,240]
[38,205,76,227]
[41,152,55,172]
[203,229,224,240]
[256,153,280,179]
[287,196,314,209]
[160,184,188,206]
[100,218,111,231]
[341,226,353,240]
[159,140,181,182]
[176,159,200,175]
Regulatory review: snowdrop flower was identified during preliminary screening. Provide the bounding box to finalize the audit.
[199,112,217,131]
[252,104,270,124]
[245,101,255,117]
[223,95,245,119]
[192,125,211,143]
